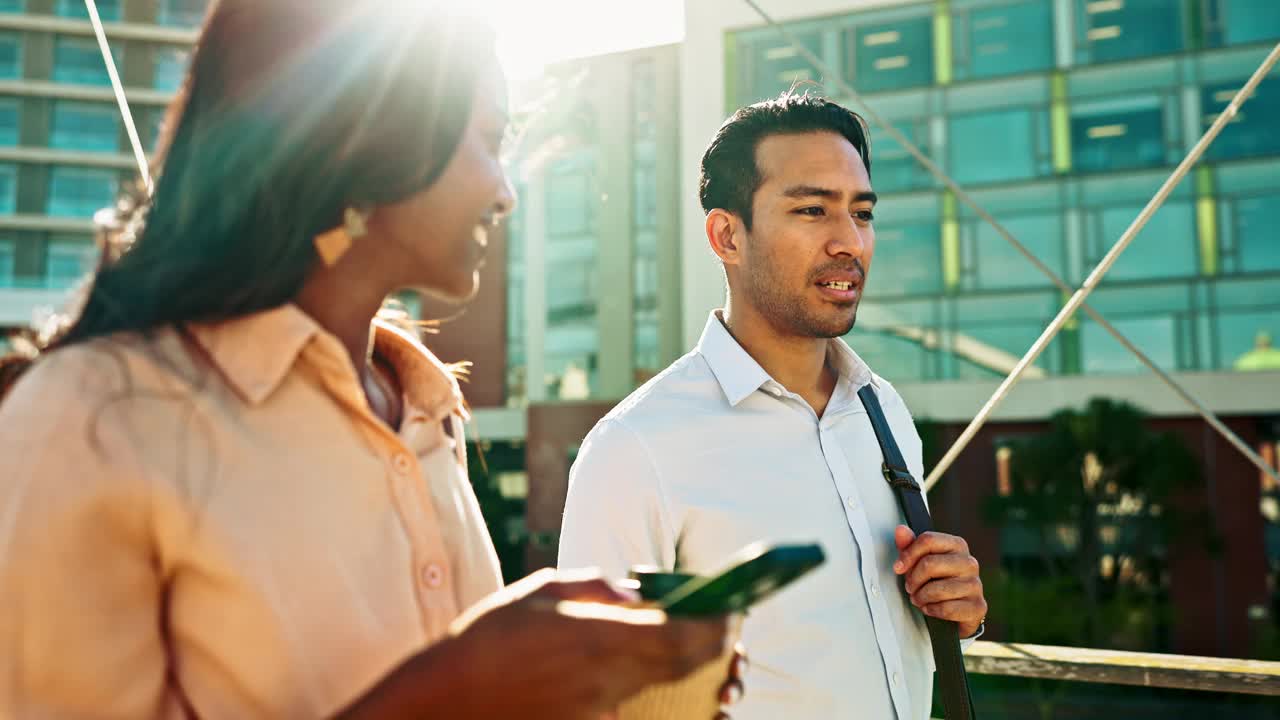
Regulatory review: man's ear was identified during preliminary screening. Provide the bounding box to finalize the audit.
[706,209,743,266]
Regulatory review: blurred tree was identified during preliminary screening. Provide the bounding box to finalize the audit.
[983,398,1212,653]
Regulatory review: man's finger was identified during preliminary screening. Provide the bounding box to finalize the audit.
[894,531,967,575]
[922,598,986,626]
[903,553,977,593]
[909,576,982,607]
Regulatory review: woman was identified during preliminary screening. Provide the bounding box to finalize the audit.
[0,1,736,717]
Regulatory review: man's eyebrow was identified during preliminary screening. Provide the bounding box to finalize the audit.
[782,185,878,206]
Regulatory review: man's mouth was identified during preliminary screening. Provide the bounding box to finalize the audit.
[818,280,856,291]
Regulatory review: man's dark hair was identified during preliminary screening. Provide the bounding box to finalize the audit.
[699,91,871,230]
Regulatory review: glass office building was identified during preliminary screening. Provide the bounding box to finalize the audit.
[504,45,683,406]
[0,0,206,330]
[727,0,1280,381]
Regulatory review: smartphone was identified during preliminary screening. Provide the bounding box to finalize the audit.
[659,542,825,617]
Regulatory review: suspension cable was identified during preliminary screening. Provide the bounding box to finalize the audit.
[84,0,152,193]
[926,43,1280,490]
[740,0,1280,488]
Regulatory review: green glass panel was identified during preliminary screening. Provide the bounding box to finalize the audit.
[954,0,1054,80]
[1236,193,1280,273]
[850,17,934,93]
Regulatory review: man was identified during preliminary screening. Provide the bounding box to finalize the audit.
[558,93,987,719]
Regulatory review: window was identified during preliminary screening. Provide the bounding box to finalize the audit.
[739,30,822,104]
[1071,95,1167,173]
[964,211,1064,290]
[153,47,190,91]
[1205,0,1280,48]
[53,36,116,86]
[0,32,20,79]
[51,101,119,152]
[848,17,934,92]
[872,222,942,295]
[1075,0,1184,64]
[1203,77,1280,161]
[848,299,942,381]
[47,166,117,218]
[1234,193,1280,273]
[0,98,18,146]
[1087,200,1197,281]
[56,0,120,20]
[159,0,209,27]
[546,258,595,315]
[546,160,592,236]
[0,238,13,286]
[0,163,16,214]
[950,108,1050,185]
[45,236,97,289]
[953,0,1054,81]
[954,292,1062,379]
[867,119,932,191]
[1083,315,1179,374]
[1211,277,1280,370]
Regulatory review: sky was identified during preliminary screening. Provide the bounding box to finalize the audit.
[478,0,686,83]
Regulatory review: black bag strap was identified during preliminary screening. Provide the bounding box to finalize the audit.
[857,384,977,720]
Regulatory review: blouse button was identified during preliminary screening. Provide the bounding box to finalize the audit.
[393,453,414,475]
[421,564,445,588]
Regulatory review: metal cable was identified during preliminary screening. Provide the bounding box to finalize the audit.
[926,42,1280,489]
[740,0,1280,488]
[84,0,152,193]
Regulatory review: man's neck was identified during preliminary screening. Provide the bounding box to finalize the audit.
[721,303,837,416]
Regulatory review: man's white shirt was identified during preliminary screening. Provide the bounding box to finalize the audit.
[559,312,971,720]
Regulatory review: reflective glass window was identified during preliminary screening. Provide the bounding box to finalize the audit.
[159,0,209,27]
[871,222,941,295]
[1089,200,1196,281]
[51,101,119,152]
[1083,315,1178,374]
[954,292,1062,379]
[45,236,97,289]
[154,47,190,92]
[848,17,934,93]
[1235,193,1280,273]
[953,0,1054,80]
[0,32,21,79]
[0,238,13,285]
[1205,0,1280,48]
[47,166,117,218]
[740,30,822,103]
[950,108,1050,185]
[1202,77,1280,161]
[53,36,117,86]
[1075,0,1184,64]
[0,98,18,146]
[1071,96,1166,172]
[867,119,932,192]
[56,0,120,20]
[968,212,1064,290]
[0,163,15,215]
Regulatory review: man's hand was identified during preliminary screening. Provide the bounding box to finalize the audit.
[892,526,987,638]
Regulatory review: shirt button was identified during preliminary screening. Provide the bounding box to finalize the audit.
[845,496,857,510]
[892,672,901,686]
[870,584,880,597]
[421,564,445,588]
[393,453,414,475]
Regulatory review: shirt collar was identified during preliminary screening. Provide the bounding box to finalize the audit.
[695,310,877,407]
[187,304,465,420]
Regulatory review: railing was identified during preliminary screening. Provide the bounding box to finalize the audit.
[964,640,1280,696]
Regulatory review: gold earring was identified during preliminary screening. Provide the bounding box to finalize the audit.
[315,207,369,267]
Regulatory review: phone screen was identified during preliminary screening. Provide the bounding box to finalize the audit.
[660,543,825,617]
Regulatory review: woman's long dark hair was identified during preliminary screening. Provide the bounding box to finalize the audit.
[0,0,492,400]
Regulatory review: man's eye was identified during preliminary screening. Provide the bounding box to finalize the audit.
[854,210,875,222]
[796,206,825,217]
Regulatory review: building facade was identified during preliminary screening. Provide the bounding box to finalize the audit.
[0,0,206,332]
[676,0,1280,660]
